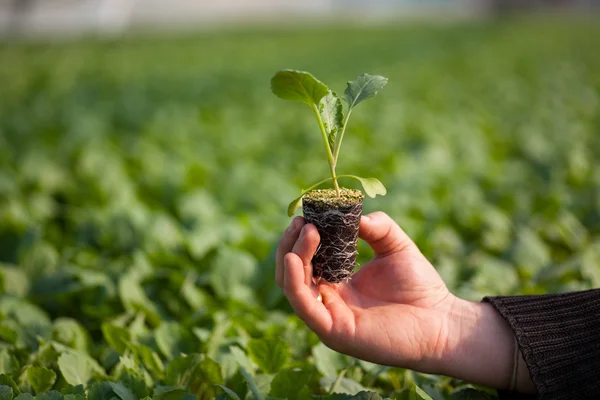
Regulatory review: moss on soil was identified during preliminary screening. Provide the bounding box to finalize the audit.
[303,188,364,208]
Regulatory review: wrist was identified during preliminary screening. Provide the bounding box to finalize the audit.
[435,297,536,393]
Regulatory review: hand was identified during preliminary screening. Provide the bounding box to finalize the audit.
[276,211,453,371]
[275,212,536,393]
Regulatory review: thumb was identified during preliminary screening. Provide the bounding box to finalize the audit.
[359,211,415,256]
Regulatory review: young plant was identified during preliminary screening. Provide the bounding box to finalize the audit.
[271,70,388,283]
[270,70,388,217]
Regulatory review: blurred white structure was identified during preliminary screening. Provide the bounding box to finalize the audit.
[0,0,595,38]
[0,0,489,37]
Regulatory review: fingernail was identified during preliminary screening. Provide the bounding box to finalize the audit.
[362,215,371,222]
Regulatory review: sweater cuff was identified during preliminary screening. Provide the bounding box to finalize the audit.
[483,289,600,400]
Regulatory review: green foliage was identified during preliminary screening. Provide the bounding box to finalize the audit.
[57,353,92,386]
[0,386,13,400]
[269,369,311,400]
[320,91,345,153]
[247,338,290,374]
[344,74,388,112]
[0,16,598,400]
[312,342,352,377]
[270,70,330,106]
[27,367,56,394]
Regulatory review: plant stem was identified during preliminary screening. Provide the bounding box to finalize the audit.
[333,109,353,167]
[329,163,340,195]
[311,103,340,196]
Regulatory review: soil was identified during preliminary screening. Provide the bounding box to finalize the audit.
[302,188,364,283]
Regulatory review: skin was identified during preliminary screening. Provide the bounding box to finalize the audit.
[276,212,536,394]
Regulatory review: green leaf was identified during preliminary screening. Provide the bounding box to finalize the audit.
[60,386,84,396]
[165,354,201,386]
[581,241,600,286]
[0,385,12,400]
[320,377,367,395]
[129,343,164,377]
[51,343,105,379]
[63,395,86,400]
[0,297,51,327]
[153,386,194,400]
[246,338,290,374]
[210,247,258,304]
[513,228,550,278]
[107,382,136,400]
[413,385,434,400]
[34,391,63,400]
[269,369,311,400]
[87,382,114,400]
[0,321,18,344]
[271,70,329,107]
[101,323,130,355]
[165,354,223,400]
[14,395,33,400]
[27,366,56,394]
[320,91,344,153]
[312,343,352,377]
[0,265,29,297]
[353,392,382,400]
[215,385,240,400]
[345,176,387,198]
[0,375,20,395]
[155,322,197,360]
[239,368,264,400]
[57,352,92,386]
[287,195,303,217]
[344,74,387,111]
[229,346,255,375]
[52,318,90,353]
[190,357,224,400]
[118,259,162,327]
[0,350,19,374]
[118,372,150,399]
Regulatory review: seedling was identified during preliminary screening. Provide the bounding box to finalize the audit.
[271,70,388,217]
[271,70,388,282]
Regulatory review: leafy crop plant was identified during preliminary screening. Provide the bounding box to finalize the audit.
[271,70,388,282]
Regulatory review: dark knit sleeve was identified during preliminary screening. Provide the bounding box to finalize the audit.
[483,289,600,400]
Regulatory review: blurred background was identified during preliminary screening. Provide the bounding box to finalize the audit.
[0,0,598,37]
[0,1,599,399]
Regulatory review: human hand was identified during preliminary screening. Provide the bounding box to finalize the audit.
[276,212,536,393]
[275,211,454,371]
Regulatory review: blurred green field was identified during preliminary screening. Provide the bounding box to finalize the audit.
[0,16,599,400]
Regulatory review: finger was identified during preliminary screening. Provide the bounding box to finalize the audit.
[291,224,320,287]
[319,284,357,340]
[276,217,304,288]
[359,211,415,256]
[284,253,332,336]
